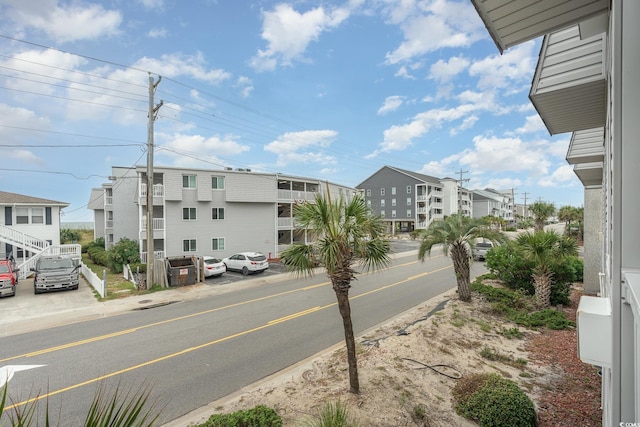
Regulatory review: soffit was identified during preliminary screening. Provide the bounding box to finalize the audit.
[567,127,605,164]
[470,0,609,52]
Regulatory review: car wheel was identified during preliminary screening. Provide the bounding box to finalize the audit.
[73,285,79,290]
[34,287,40,295]
[242,266,249,276]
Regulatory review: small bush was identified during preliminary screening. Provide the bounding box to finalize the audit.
[107,237,141,274]
[202,405,282,427]
[453,373,537,427]
[301,400,358,427]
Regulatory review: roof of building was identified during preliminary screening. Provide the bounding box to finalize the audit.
[0,190,69,207]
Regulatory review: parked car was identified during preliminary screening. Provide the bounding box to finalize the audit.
[222,252,269,275]
[202,256,226,278]
[473,241,494,261]
[0,259,18,297]
[31,255,80,294]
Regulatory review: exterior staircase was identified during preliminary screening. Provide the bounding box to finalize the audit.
[0,224,81,279]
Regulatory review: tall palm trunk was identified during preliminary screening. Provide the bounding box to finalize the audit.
[451,243,471,302]
[332,279,359,394]
[533,266,553,307]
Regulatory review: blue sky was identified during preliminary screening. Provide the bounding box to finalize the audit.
[0,0,583,223]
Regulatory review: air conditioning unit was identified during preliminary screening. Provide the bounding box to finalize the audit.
[577,296,612,368]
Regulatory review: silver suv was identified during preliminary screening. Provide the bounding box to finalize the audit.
[31,255,80,294]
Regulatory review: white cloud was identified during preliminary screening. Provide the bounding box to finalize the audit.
[458,135,551,176]
[235,76,254,98]
[157,133,250,168]
[134,52,231,84]
[377,96,405,115]
[250,4,351,71]
[147,28,167,38]
[384,0,484,65]
[429,55,470,82]
[2,1,122,43]
[538,164,578,187]
[265,130,337,166]
[138,0,163,10]
[468,42,537,91]
[394,66,416,80]
[515,114,547,134]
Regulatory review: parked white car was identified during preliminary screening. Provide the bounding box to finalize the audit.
[202,256,226,278]
[222,252,269,275]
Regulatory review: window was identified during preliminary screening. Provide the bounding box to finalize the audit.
[392,198,396,206]
[407,210,412,217]
[211,238,225,251]
[407,198,412,206]
[367,200,371,207]
[381,199,385,207]
[16,207,28,224]
[391,187,396,195]
[381,188,385,196]
[212,176,225,189]
[183,175,196,188]
[183,207,197,220]
[392,210,397,218]
[183,239,197,252]
[366,189,371,197]
[212,208,225,220]
[32,208,44,224]
[380,210,385,217]
[407,186,412,194]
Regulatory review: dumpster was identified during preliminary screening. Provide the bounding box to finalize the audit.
[166,256,196,287]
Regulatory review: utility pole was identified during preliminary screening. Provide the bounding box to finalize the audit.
[145,74,163,290]
[455,169,470,215]
[510,188,518,228]
[522,192,530,219]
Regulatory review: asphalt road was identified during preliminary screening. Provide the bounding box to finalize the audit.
[0,248,488,425]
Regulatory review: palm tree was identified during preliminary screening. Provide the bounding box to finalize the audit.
[417,214,505,302]
[529,201,556,231]
[557,205,575,234]
[280,192,391,394]
[516,230,578,307]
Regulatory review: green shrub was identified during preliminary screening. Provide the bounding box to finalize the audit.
[107,238,141,274]
[485,241,574,306]
[301,401,358,427]
[60,228,81,244]
[87,245,109,267]
[201,405,281,427]
[453,373,537,427]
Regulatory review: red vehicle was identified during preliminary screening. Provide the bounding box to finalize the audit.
[0,259,18,297]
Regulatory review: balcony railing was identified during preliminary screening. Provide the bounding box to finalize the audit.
[278,217,293,228]
[105,196,113,205]
[140,250,165,264]
[140,183,165,198]
[140,217,165,231]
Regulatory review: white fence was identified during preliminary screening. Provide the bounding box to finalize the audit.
[81,262,106,298]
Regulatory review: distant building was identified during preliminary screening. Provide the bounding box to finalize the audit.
[471,188,514,223]
[0,190,71,275]
[356,166,472,234]
[89,166,356,261]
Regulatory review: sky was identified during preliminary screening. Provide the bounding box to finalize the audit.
[0,0,584,223]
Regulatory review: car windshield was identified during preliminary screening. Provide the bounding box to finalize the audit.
[39,258,74,270]
[248,254,266,261]
[477,243,493,249]
[0,265,9,273]
[205,258,221,265]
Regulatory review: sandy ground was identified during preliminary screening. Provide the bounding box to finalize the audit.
[173,285,561,427]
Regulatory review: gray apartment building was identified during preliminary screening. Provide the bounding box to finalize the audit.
[356,166,472,234]
[89,166,356,261]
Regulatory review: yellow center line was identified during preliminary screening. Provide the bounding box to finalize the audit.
[0,255,437,365]
[5,262,452,410]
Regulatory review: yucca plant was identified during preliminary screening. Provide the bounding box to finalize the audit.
[301,400,359,427]
[0,381,163,427]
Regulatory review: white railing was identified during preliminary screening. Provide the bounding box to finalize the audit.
[106,219,113,229]
[417,195,427,201]
[140,217,165,231]
[278,217,293,227]
[621,270,640,420]
[278,190,319,201]
[140,250,165,264]
[0,224,49,253]
[140,183,165,198]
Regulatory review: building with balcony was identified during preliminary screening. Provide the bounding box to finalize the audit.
[89,166,356,261]
[470,0,638,424]
[0,190,80,278]
[472,188,515,223]
[356,166,472,234]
